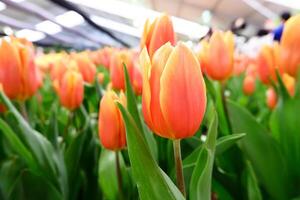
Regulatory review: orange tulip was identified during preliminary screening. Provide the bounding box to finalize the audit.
[197,40,209,74]
[243,75,255,96]
[73,53,96,84]
[97,72,105,85]
[140,14,176,58]
[0,37,41,100]
[110,50,133,90]
[58,69,84,110]
[282,73,295,97]
[280,14,300,77]
[98,47,113,69]
[266,87,277,110]
[131,51,143,95]
[206,31,234,81]
[98,90,126,150]
[257,44,279,84]
[140,42,206,139]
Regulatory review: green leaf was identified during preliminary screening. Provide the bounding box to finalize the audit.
[216,133,246,155]
[190,111,218,200]
[227,100,289,200]
[98,150,129,200]
[116,102,184,200]
[245,161,262,200]
[123,64,158,160]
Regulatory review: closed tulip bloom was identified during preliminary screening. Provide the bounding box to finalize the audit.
[97,72,105,85]
[206,31,234,81]
[257,44,278,84]
[58,69,84,110]
[131,52,143,95]
[110,50,133,90]
[197,40,209,74]
[140,14,176,58]
[0,38,41,100]
[280,14,300,77]
[98,91,126,150]
[98,47,113,69]
[266,87,277,110]
[74,53,96,84]
[140,42,206,139]
[282,73,295,96]
[243,75,256,96]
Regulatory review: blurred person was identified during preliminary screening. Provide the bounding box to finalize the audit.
[273,11,291,41]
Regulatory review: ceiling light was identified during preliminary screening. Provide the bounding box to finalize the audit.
[3,26,13,35]
[55,11,84,28]
[16,29,45,42]
[0,2,7,11]
[35,20,62,35]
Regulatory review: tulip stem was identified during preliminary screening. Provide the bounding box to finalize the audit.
[63,111,73,140]
[173,139,186,197]
[19,101,29,122]
[115,151,124,200]
[221,82,232,133]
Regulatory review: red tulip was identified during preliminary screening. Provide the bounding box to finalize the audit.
[140,14,176,58]
[98,90,126,150]
[280,14,300,77]
[140,42,206,139]
[206,31,234,81]
[58,69,84,110]
[73,53,96,84]
[266,87,277,110]
[243,75,255,96]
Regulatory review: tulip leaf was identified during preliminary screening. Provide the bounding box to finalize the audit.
[98,150,129,200]
[215,133,246,155]
[123,64,158,160]
[227,100,289,200]
[190,111,218,200]
[245,161,262,200]
[116,102,184,200]
[0,91,68,199]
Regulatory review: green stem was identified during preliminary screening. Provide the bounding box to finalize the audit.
[63,111,73,140]
[115,151,124,200]
[221,82,232,134]
[19,101,29,122]
[173,139,186,197]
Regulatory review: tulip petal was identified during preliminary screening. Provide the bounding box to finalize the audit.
[160,42,206,139]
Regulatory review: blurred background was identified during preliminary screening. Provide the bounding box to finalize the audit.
[0,0,298,50]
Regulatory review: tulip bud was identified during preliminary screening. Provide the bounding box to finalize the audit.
[243,75,255,96]
[98,91,126,150]
[140,14,176,58]
[266,87,277,110]
[206,31,234,81]
[97,72,105,85]
[140,42,206,139]
[0,37,41,100]
[73,53,96,84]
[280,14,300,77]
[196,40,209,74]
[110,50,133,90]
[58,69,84,110]
[282,73,295,97]
[131,52,143,95]
[98,47,113,69]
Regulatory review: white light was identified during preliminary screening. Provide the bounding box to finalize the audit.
[55,11,84,28]
[35,20,62,35]
[91,15,140,37]
[67,0,209,39]
[0,2,7,11]
[3,26,13,35]
[265,0,300,10]
[201,10,211,25]
[16,29,45,42]
[10,0,25,2]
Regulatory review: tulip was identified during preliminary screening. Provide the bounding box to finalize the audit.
[58,69,84,110]
[243,75,255,96]
[257,44,279,84]
[280,14,300,77]
[73,53,96,84]
[140,14,176,58]
[98,90,126,150]
[97,72,105,85]
[282,73,295,97]
[0,37,41,100]
[140,42,206,139]
[206,31,234,81]
[196,40,209,74]
[266,87,277,109]
[131,51,143,95]
[110,50,133,90]
[98,47,113,69]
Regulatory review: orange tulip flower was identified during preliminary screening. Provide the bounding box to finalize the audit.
[110,50,133,90]
[131,51,143,95]
[140,14,176,59]
[140,42,206,139]
[97,72,105,85]
[280,14,300,77]
[58,69,84,110]
[98,47,113,69]
[257,44,280,84]
[282,73,295,97]
[98,90,126,150]
[197,40,209,74]
[206,31,234,81]
[0,37,41,100]
[73,53,96,84]
[243,75,255,96]
[266,87,277,110]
